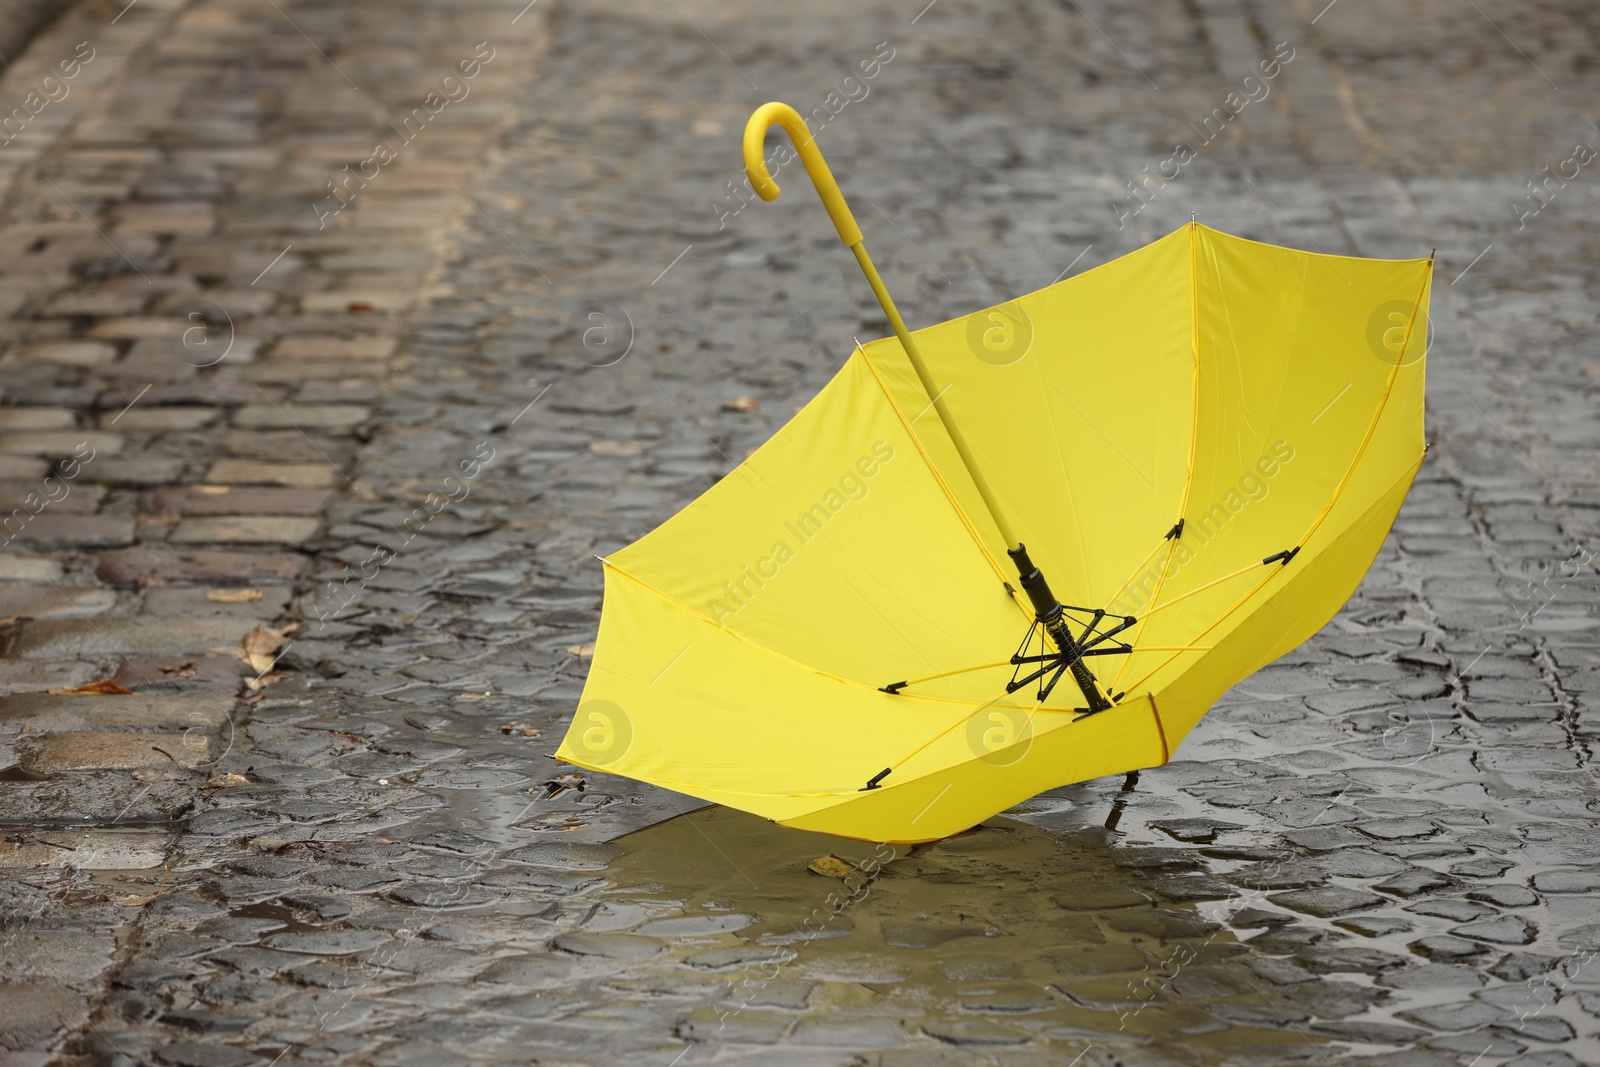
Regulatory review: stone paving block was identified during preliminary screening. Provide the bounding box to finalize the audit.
[0,585,114,620]
[0,408,75,430]
[96,546,306,585]
[7,515,135,548]
[0,691,234,732]
[20,731,212,772]
[231,403,370,431]
[222,431,358,466]
[168,516,321,545]
[203,459,339,487]
[86,317,168,341]
[0,456,49,479]
[7,616,257,659]
[271,336,396,360]
[142,585,289,619]
[0,778,193,826]
[0,431,121,456]
[84,456,188,486]
[104,407,219,432]
[1531,870,1600,893]
[0,931,118,988]
[108,655,246,693]
[0,982,84,1052]
[0,480,105,513]
[1269,887,1389,917]
[0,659,97,695]
[146,486,332,516]
[4,341,117,366]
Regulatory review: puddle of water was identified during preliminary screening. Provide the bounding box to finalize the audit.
[600,806,1330,1063]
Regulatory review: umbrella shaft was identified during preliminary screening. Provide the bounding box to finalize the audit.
[1009,544,1110,712]
[849,240,1021,549]
[850,242,1107,713]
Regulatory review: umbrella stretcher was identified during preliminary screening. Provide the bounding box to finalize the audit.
[558,102,1432,843]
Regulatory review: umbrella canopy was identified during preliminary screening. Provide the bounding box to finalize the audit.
[557,102,1431,843]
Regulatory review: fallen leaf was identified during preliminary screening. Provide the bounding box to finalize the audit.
[206,588,262,603]
[521,728,539,738]
[118,893,159,906]
[393,611,421,626]
[194,484,232,495]
[565,643,595,657]
[202,773,249,789]
[588,440,644,457]
[240,624,287,673]
[158,661,197,676]
[348,301,374,312]
[47,679,135,696]
[544,772,586,798]
[325,730,365,744]
[807,856,856,878]
[721,395,760,413]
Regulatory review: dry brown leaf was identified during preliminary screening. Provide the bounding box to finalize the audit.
[721,395,760,413]
[543,772,586,798]
[565,643,595,657]
[806,855,855,878]
[194,484,232,495]
[240,624,287,673]
[48,679,135,696]
[207,588,262,603]
[202,773,249,789]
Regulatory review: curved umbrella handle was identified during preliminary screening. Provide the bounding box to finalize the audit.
[743,102,863,247]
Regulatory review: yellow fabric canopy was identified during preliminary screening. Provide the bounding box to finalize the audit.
[557,220,1429,843]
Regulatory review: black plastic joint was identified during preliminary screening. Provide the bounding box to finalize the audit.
[1165,518,1185,540]
[861,767,892,791]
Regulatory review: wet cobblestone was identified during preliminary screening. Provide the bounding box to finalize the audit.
[0,0,1598,1064]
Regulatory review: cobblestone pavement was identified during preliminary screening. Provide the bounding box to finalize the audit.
[0,0,1597,1064]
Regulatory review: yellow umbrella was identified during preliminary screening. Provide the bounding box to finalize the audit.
[556,102,1431,844]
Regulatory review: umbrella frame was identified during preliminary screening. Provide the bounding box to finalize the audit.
[744,101,1132,723]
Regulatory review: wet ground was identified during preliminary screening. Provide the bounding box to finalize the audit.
[0,0,1598,1064]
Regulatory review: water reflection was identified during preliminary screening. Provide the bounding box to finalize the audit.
[600,804,1331,1064]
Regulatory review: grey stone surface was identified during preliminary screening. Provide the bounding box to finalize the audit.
[0,0,1594,1064]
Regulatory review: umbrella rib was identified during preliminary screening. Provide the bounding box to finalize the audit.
[600,559,1002,709]
[1137,559,1275,618]
[855,345,1029,617]
[1101,533,1172,614]
[1118,452,1426,696]
[1106,221,1208,692]
[839,575,942,677]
